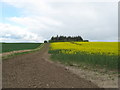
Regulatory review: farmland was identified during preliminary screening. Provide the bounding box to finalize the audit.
[2,43,42,53]
[49,42,119,70]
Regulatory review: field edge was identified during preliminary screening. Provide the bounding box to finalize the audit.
[2,43,45,60]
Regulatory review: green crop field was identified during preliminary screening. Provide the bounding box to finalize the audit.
[49,42,119,70]
[2,43,42,53]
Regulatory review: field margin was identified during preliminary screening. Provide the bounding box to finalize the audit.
[2,43,45,60]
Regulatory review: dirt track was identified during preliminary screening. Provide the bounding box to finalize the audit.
[2,44,99,88]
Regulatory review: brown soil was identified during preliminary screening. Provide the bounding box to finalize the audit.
[65,66,118,88]
[2,44,99,88]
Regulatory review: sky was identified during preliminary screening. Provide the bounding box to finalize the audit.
[0,0,118,42]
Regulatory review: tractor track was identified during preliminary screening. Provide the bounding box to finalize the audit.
[2,43,99,88]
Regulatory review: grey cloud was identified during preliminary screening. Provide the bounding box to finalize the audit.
[1,1,118,42]
[43,2,118,41]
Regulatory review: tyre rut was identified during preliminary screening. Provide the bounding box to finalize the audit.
[2,44,99,88]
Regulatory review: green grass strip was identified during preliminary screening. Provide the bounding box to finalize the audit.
[49,49,118,70]
[2,43,44,60]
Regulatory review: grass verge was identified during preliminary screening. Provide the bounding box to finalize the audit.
[2,43,44,60]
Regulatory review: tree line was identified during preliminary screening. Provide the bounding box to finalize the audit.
[47,35,89,43]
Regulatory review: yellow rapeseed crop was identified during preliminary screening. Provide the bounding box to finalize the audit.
[50,42,118,56]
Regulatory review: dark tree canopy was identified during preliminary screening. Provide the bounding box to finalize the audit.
[49,35,88,42]
[44,40,48,43]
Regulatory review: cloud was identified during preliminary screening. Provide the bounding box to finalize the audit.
[1,0,118,42]
[44,0,118,2]
[6,16,63,40]
[48,2,118,41]
[8,16,63,27]
[0,23,44,42]
[1,0,59,16]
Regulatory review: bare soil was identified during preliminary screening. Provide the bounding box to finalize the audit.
[45,55,119,88]
[2,44,99,88]
[65,66,118,88]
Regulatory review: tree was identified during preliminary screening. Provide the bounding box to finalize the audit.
[44,40,47,43]
[49,35,85,42]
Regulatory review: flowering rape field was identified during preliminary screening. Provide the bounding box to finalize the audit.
[49,42,119,70]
